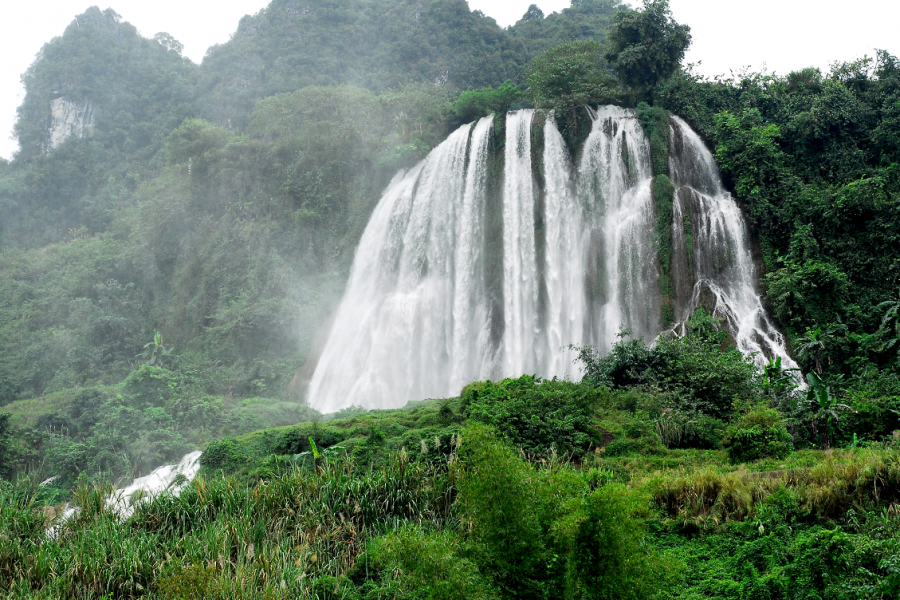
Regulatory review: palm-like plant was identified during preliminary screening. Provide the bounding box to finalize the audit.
[762,355,800,399]
[805,372,850,448]
[795,322,846,375]
[876,293,900,354]
[137,331,173,366]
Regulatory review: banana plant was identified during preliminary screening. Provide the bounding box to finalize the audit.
[762,355,800,400]
[137,331,173,366]
[806,372,850,447]
[877,294,900,354]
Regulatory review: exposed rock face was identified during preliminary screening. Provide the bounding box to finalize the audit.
[43,97,94,153]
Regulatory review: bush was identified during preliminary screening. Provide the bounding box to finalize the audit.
[460,376,602,456]
[577,310,760,420]
[526,40,619,148]
[199,438,247,471]
[453,81,524,123]
[655,409,726,449]
[724,405,793,463]
[357,528,498,600]
[456,423,667,599]
[559,483,670,600]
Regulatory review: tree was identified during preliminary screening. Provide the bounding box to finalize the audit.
[528,40,617,111]
[521,4,544,21]
[153,32,184,55]
[527,40,619,147]
[605,0,691,95]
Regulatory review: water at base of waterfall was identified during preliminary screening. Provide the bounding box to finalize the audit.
[47,450,203,532]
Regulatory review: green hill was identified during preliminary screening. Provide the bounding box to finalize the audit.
[1,1,900,597]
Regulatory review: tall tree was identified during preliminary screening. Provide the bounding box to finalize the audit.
[605,0,691,95]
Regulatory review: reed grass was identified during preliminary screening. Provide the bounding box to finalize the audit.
[648,447,900,527]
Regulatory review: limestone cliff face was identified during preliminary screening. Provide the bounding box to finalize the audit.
[43,97,95,153]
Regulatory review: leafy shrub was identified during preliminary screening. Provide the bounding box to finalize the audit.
[724,405,793,463]
[157,564,218,599]
[655,409,726,449]
[453,81,524,123]
[783,527,856,598]
[199,438,247,471]
[456,423,666,599]
[559,483,671,600]
[272,425,345,455]
[577,310,760,420]
[602,418,666,457]
[460,375,602,456]
[765,259,851,330]
[357,528,498,600]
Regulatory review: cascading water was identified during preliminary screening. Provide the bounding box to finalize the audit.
[579,106,660,351]
[502,110,541,376]
[308,108,796,413]
[49,450,202,532]
[668,116,797,369]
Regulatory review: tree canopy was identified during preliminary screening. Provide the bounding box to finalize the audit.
[605,0,692,94]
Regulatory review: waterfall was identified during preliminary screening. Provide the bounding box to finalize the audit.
[308,108,796,413]
[669,116,798,370]
[502,110,541,376]
[49,450,202,532]
[543,113,585,376]
[579,106,660,351]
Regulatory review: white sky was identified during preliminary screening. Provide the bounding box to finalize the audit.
[2,0,899,160]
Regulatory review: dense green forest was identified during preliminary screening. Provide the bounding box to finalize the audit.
[1,0,900,597]
[0,0,624,482]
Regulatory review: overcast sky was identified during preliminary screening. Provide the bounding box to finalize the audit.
[2,0,899,160]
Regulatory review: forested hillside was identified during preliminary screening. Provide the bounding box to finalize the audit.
[0,0,624,485]
[2,1,900,597]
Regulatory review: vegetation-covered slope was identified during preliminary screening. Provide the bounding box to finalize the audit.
[0,1,624,407]
[1,1,900,596]
[4,322,900,598]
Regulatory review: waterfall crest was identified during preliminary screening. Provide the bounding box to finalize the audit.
[308,108,796,413]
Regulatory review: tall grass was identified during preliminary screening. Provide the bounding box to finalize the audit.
[650,448,900,527]
[1,450,453,599]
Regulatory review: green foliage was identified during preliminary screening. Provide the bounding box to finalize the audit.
[765,259,851,329]
[361,528,498,599]
[194,0,626,131]
[199,438,249,472]
[653,174,676,319]
[723,405,793,463]
[605,0,691,96]
[636,102,671,176]
[527,40,619,147]
[456,423,666,599]
[453,82,524,123]
[455,424,552,598]
[460,375,602,456]
[559,483,669,599]
[659,506,900,599]
[803,373,852,448]
[655,409,726,450]
[642,102,675,325]
[577,310,760,420]
[3,389,900,598]
[713,108,788,227]
[137,331,174,366]
[0,412,11,480]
